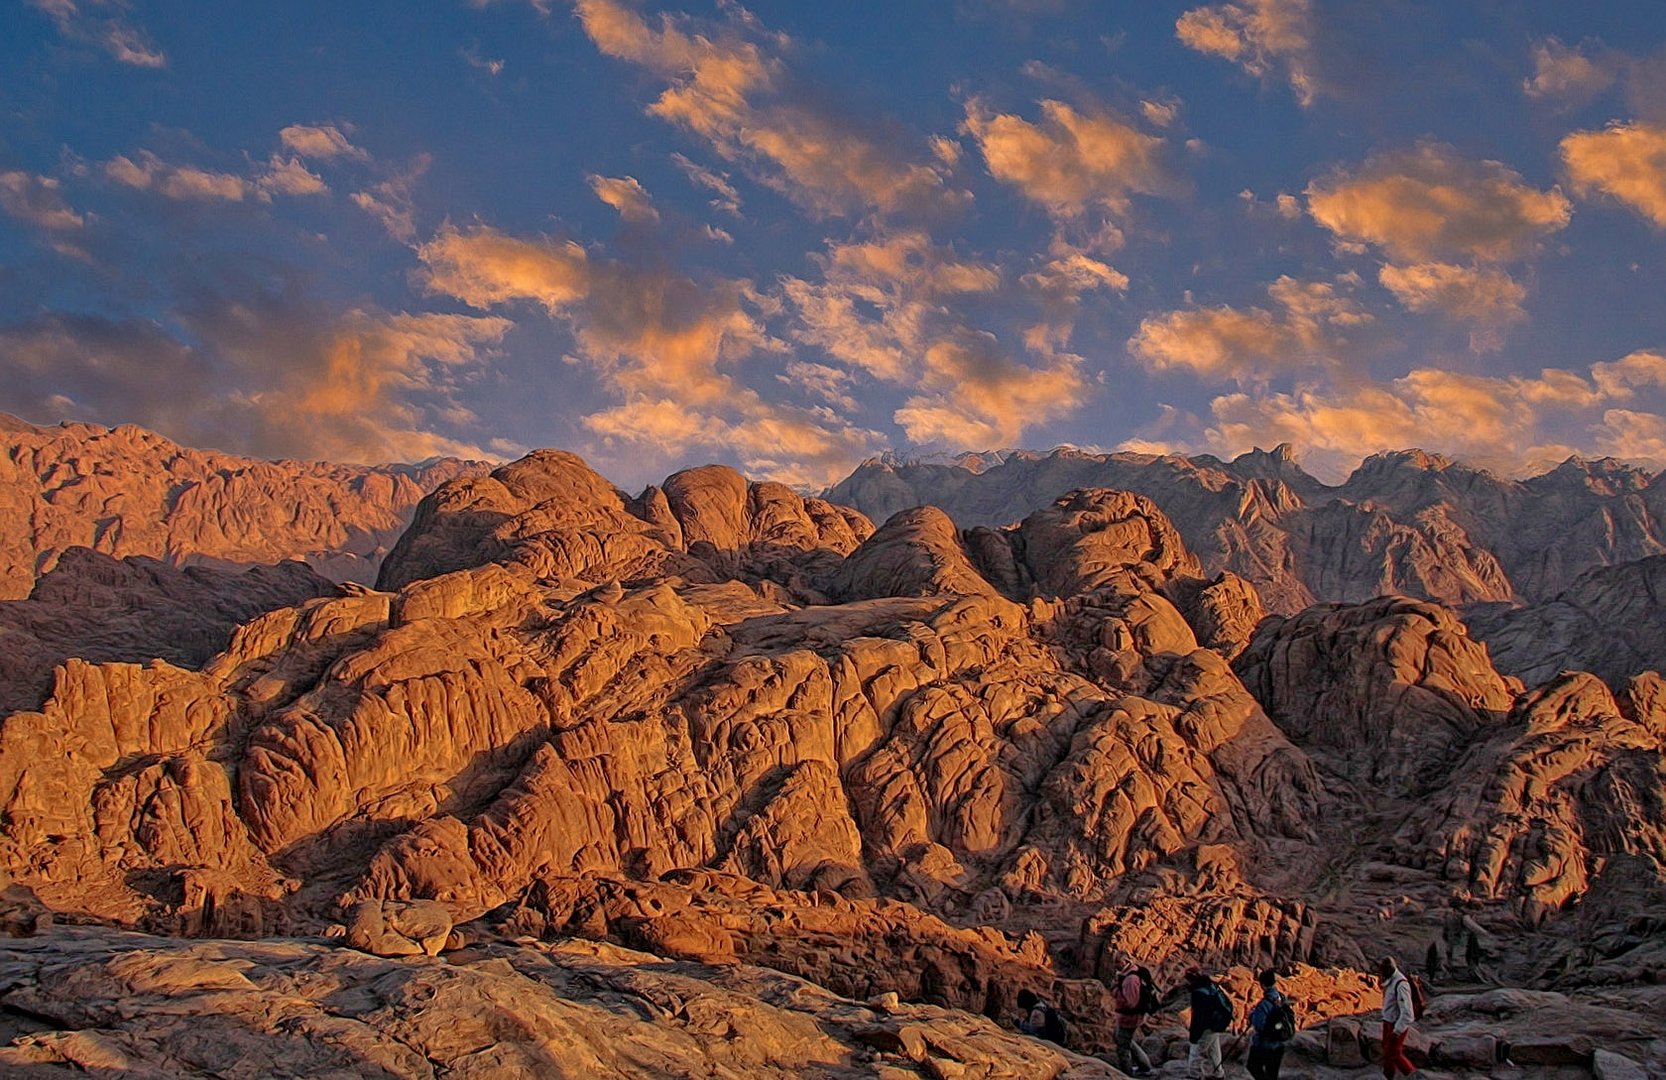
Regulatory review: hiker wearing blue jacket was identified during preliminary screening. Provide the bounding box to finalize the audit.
[1247,968,1294,1080]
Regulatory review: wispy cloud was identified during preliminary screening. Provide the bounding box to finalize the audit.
[1176,0,1316,106]
[0,170,86,231]
[351,155,429,241]
[589,174,660,223]
[103,149,327,202]
[671,152,742,217]
[569,0,963,218]
[279,123,370,162]
[28,0,166,68]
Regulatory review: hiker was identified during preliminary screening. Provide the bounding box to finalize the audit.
[1246,968,1295,1080]
[1184,967,1233,1079]
[1378,956,1418,1078]
[1111,954,1156,1077]
[1015,987,1068,1047]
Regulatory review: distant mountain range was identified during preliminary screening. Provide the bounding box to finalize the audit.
[0,413,487,600]
[827,444,1666,617]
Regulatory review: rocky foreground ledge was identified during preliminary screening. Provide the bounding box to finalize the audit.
[1,926,1662,1079]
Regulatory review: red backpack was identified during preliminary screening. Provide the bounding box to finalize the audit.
[1408,975,1429,1021]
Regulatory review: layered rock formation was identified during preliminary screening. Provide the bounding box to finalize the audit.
[3,442,1664,1072]
[0,548,338,714]
[0,413,484,599]
[1464,555,1666,688]
[827,444,1666,618]
[0,926,1120,1079]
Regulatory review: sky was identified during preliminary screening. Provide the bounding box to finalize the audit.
[3,1,1666,488]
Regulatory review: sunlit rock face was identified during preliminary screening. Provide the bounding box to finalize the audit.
[0,412,486,600]
[2,443,1664,1068]
[827,445,1666,617]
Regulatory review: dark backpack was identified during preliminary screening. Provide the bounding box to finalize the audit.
[1264,998,1297,1043]
[1135,966,1160,1014]
[1201,984,1234,1032]
[1038,1003,1068,1046]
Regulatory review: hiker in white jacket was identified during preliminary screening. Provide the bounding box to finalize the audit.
[1378,957,1417,1078]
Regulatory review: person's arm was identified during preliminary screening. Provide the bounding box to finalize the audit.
[1393,980,1413,1034]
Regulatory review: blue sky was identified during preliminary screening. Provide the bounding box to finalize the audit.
[3,0,1665,487]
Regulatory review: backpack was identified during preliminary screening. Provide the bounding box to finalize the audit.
[1201,984,1235,1032]
[1263,998,1297,1043]
[1038,1003,1068,1046]
[1409,975,1429,1021]
[1135,966,1160,1014]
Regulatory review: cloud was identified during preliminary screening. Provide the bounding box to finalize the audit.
[103,150,327,202]
[1200,352,1666,479]
[1560,121,1666,227]
[351,155,429,241]
[461,45,506,76]
[671,152,742,216]
[1176,0,1316,106]
[0,307,510,463]
[259,156,329,197]
[1128,275,1368,381]
[1524,37,1617,106]
[589,174,660,223]
[415,218,883,485]
[28,0,166,68]
[961,98,1173,217]
[1021,251,1129,295]
[779,228,1092,451]
[1377,262,1527,325]
[894,330,1088,446]
[279,124,369,161]
[571,0,960,218]
[419,223,770,407]
[0,170,85,231]
[1306,143,1571,262]
[583,395,881,487]
[419,226,591,312]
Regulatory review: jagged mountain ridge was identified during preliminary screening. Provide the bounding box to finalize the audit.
[2,444,1662,1068]
[0,413,488,600]
[826,444,1666,617]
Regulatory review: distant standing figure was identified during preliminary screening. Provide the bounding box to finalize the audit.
[1111,955,1155,1077]
[1185,967,1233,1079]
[1378,956,1417,1079]
[1464,929,1482,980]
[1015,987,1068,1047]
[1246,968,1295,1080]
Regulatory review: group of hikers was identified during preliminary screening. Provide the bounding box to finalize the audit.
[1018,954,1426,1079]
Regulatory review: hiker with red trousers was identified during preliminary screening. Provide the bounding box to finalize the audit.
[1378,956,1418,1078]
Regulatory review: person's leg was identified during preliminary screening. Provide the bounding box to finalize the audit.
[1187,1038,1204,1078]
[1131,1029,1152,1072]
[1268,1044,1285,1079]
[1116,1026,1139,1074]
[1245,1045,1270,1080]
[1202,1030,1223,1077]
[1381,1023,1416,1077]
